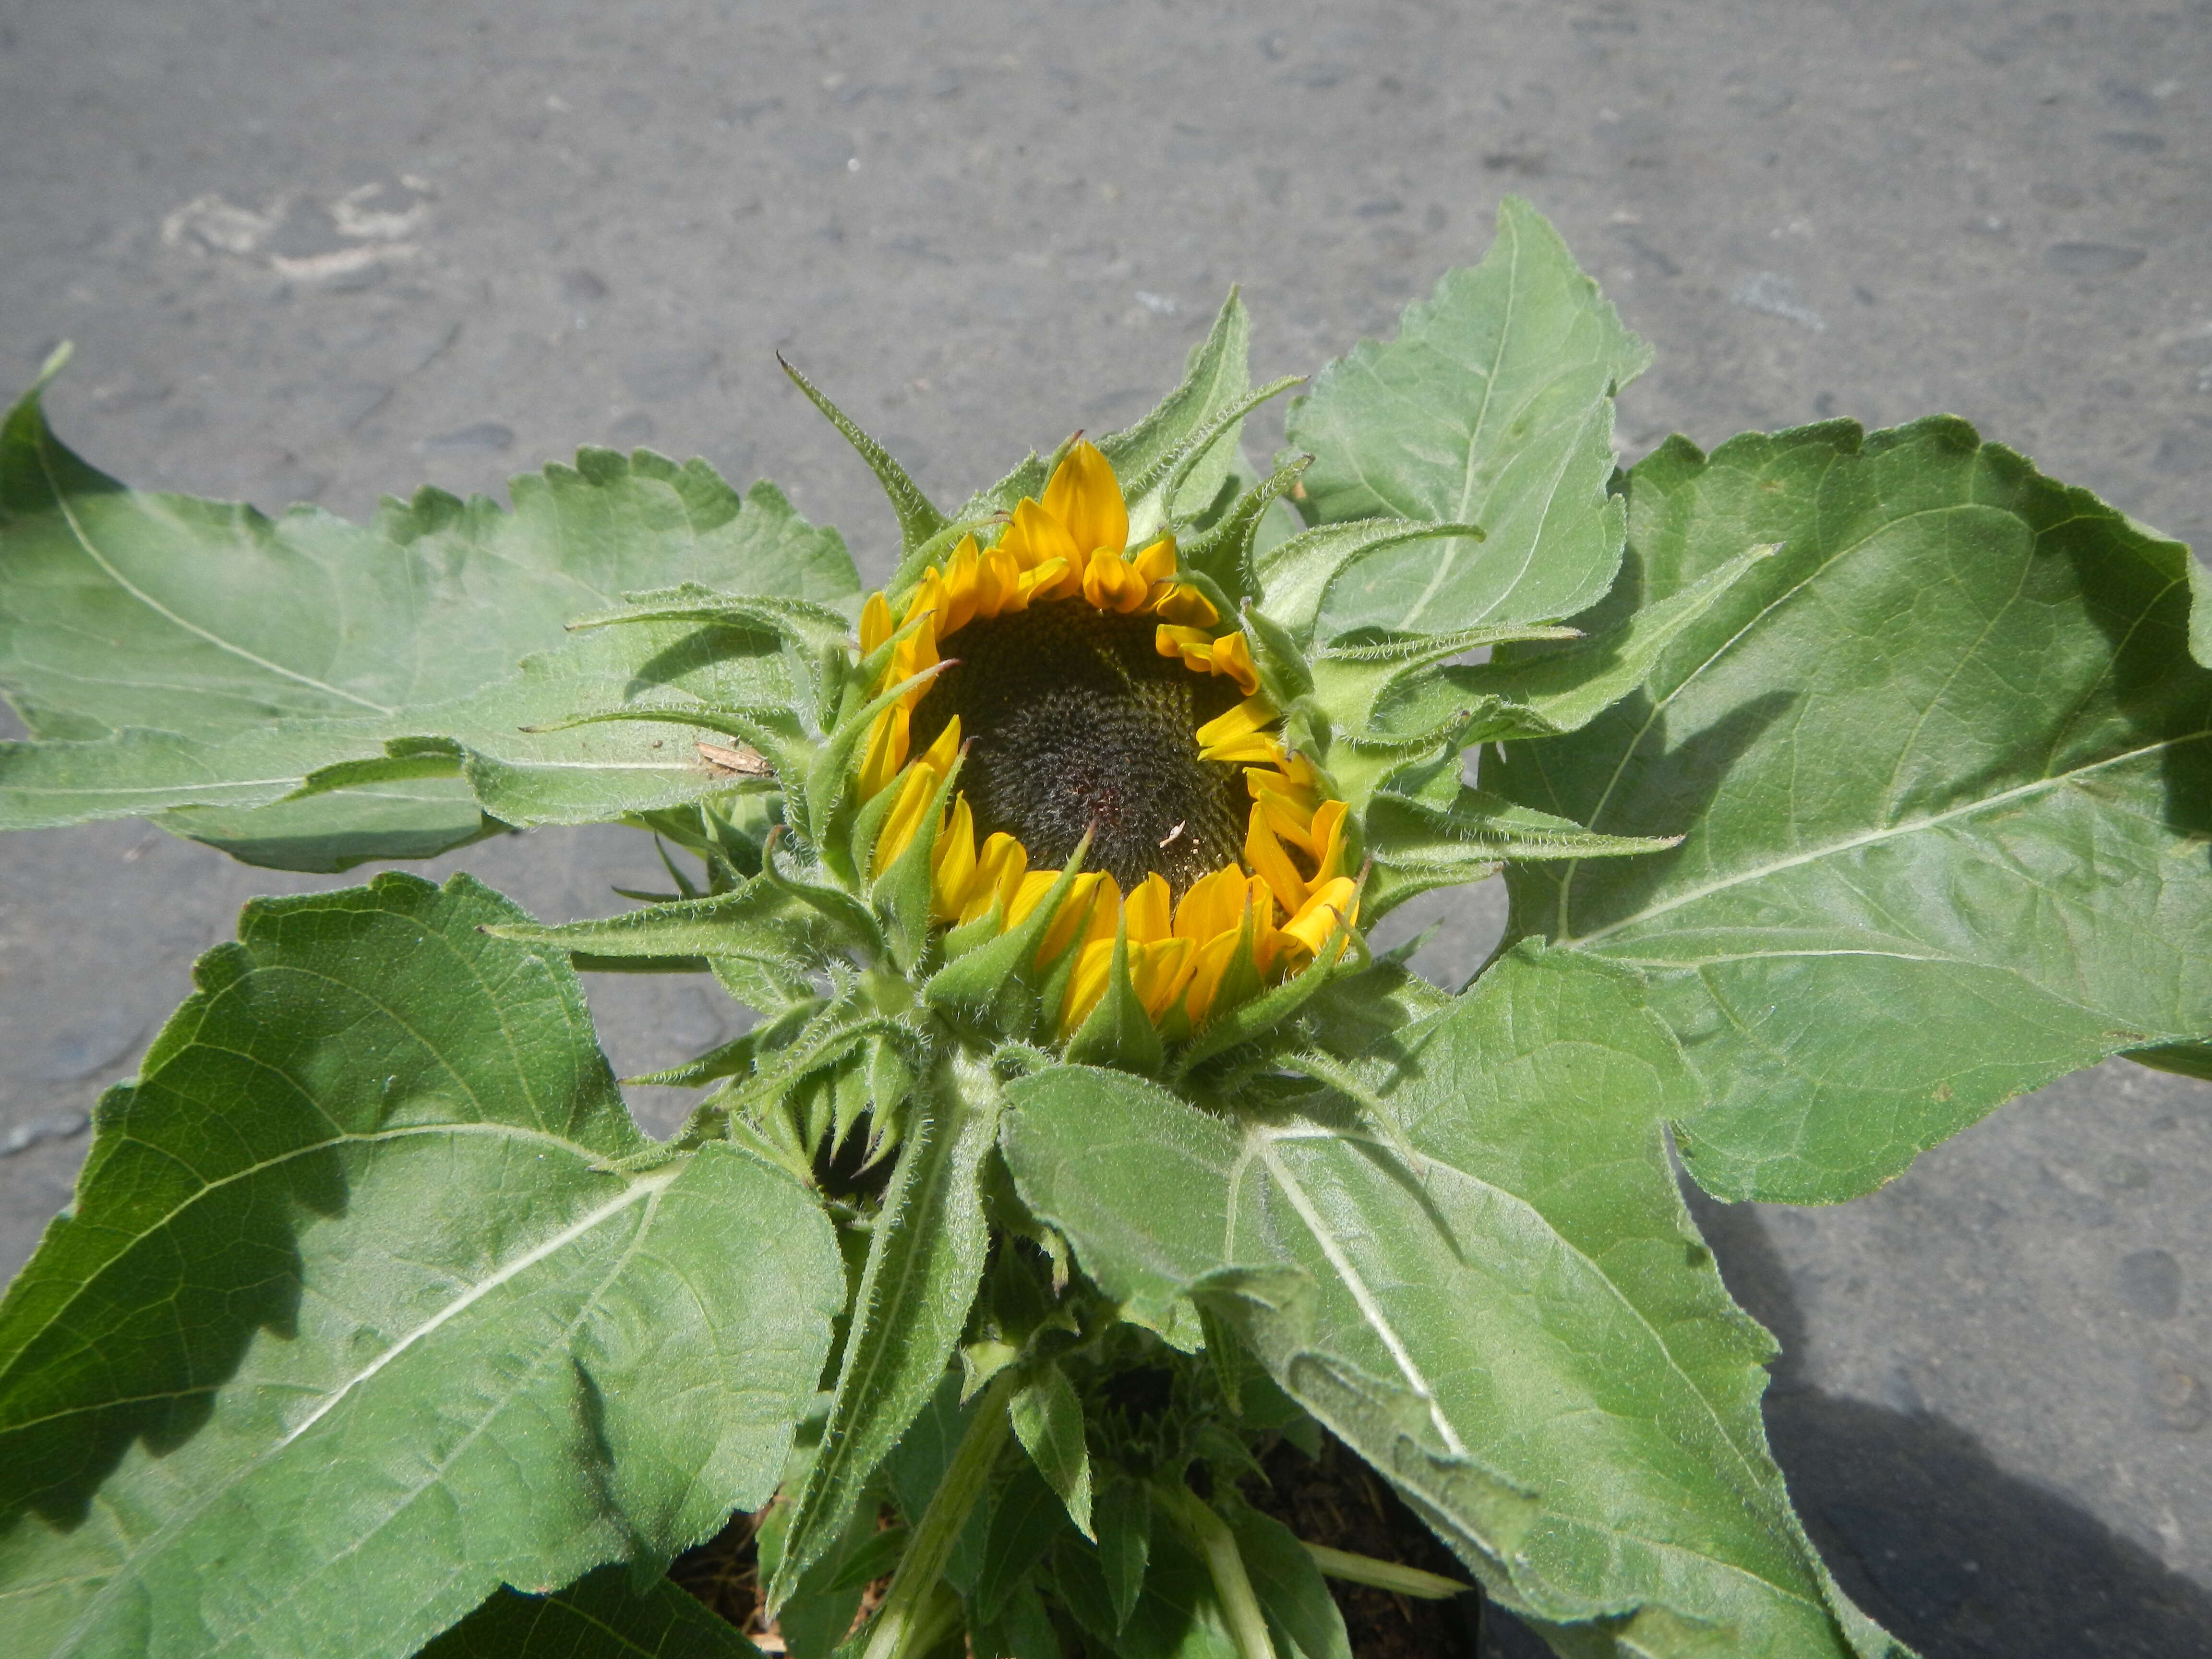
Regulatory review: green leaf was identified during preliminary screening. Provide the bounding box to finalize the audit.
[2128,1039,2212,1082]
[1253,519,1487,651]
[156,772,505,872]
[778,355,948,558]
[1053,1524,1241,1659]
[0,377,853,860]
[973,1457,1074,1622]
[1009,1365,1094,1539]
[1000,946,1902,1659]
[1094,1476,1153,1634]
[420,1568,763,1658]
[489,874,834,975]
[1284,197,1649,639]
[970,1580,1063,1659]
[1369,544,1778,743]
[1218,1502,1351,1659]
[1362,787,1677,922]
[769,1054,1001,1613]
[1098,290,1253,538]
[0,873,843,1659]
[1496,417,2212,1202]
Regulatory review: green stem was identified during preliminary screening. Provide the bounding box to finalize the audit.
[1300,1541,1469,1600]
[858,1367,1018,1659]
[1159,1485,1278,1659]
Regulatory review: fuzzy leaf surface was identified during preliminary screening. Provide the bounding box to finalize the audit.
[1495,418,2212,1201]
[0,874,842,1659]
[1001,945,1899,1659]
[0,381,853,860]
[1284,197,1649,639]
[420,1569,763,1659]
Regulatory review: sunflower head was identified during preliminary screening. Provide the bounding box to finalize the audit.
[851,438,1361,1056]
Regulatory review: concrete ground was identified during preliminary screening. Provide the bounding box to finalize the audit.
[2,1,2210,1652]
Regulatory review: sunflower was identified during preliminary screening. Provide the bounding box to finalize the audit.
[854,438,1360,1041]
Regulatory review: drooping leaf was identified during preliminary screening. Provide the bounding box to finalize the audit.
[420,1568,763,1659]
[1495,417,2212,1202]
[1001,945,1901,1659]
[1283,196,1650,639]
[0,374,854,862]
[1009,1364,1095,1539]
[769,1056,1001,1613]
[0,873,843,1659]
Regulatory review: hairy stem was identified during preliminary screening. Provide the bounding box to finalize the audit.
[1159,1484,1278,1659]
[858,1367,1019,1659]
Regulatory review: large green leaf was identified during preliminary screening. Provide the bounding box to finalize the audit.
[0,369,855,862]
[0,873,843,1659]
[1282,197,1649,640]
[1495,418,2212,1202]
[1000,945,1899,1659]
[421,1569,762,1659]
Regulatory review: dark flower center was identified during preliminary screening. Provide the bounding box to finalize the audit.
[908,599,1247,897]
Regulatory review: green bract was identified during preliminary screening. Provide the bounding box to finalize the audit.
[2,197,2204,1659]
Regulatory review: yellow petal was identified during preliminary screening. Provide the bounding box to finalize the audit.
[860,589,893,656]
[930,794,978,920]
[1036,871,1113,965]
[1019,555,1075,605]
[1281,877,1359,960]
[1259,789,1321,857]
[1126,872,1173,942]
[1157,623,1212,666]
[977,545,1023,619]
[1009,868,1061,930]
[941,536,982,635]
[1208,631,1259,696]
[1130,535,1177,588]
[1183,925,1242,1025]
[1245,801,1310,915]
[1006,493,1081,570]
[1061,936,1118,1032]
[1132,936,1197,1020]
[919,714,962,776]
[877,759,941,872]
[959,832,1028,926]
[1310,799,1350,884]
[1041,438,1129,563]
[1082,548,1152,614]
[858,705,910,801]
[1154,583,1219,627]
[1174,863,1248,943]
[1245,760,1321,815]
[1195,696,1281,764]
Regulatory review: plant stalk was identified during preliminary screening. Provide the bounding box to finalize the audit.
[1301,1540,1469,1600]
[1159,1485,1278,1659]
[858,1367,1019,1659]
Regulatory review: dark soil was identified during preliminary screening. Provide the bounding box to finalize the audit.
[1241,1432,1487,1659]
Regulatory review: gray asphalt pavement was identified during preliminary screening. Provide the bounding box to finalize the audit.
[3,2,2210,1653]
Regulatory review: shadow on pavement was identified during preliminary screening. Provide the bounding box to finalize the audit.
[1604,1189,2212,1659]
[1479,1190,2212,1657]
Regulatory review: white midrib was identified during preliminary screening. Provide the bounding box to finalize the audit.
[56,1163,677,1649]
[1567,734,2203,949]
[36,433,397,718]
[1249,1133,1468,1457]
